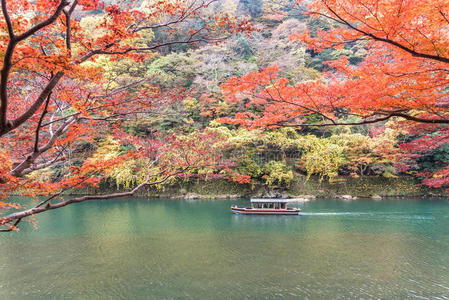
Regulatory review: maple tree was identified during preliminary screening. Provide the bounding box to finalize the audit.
[220,0,449,190]
[0,0,252,231]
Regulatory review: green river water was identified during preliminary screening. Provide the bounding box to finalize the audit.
[0,197,448,299]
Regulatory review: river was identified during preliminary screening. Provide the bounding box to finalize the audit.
[1,197,448,299]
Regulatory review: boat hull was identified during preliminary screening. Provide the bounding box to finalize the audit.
[231,206,300,215]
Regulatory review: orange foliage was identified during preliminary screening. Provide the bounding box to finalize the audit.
[221,0,449,190]
[223,0,449,127]
[0,0,251,230]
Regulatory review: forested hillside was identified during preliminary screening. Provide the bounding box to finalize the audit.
[1,0,448,230]
[66,0,444,192]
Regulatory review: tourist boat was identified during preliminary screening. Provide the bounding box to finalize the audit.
[231,198,301,215]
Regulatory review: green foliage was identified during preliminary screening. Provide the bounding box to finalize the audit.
[30,2,409,194]
[208,126,397,186]
[238,0,264,18]
[262,161,294,188]
[89,136,121,162]
[147,53,198,88]
[122,119,157,137]
[263,127,303,151]
[413,143,449,174]
[235,37,254,60]
[110,159,148,189]
[237,155,262,178]
[299,136,345,182]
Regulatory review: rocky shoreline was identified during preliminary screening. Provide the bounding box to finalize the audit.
[66,176,448,200]
[169,192,446,201]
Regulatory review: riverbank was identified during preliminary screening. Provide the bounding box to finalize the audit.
[72,174,448,200]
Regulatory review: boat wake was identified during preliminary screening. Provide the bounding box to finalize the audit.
[299,212,373,216]
[298,212,436,220]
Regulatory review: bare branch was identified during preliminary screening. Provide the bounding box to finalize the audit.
[34,92,52,153]
[20,152,66,176]
[3,72,64,136]
[76,36,217,64]
[133,0,217,32]
[10,116,76,177]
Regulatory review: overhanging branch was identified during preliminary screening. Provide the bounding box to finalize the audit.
[0,167,185,231]
[315,0,449,64]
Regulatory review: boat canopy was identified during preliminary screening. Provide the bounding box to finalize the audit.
[250,198,290,203]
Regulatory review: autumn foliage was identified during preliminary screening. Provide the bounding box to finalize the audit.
[221,0,449,191]
[1,0,449,232]
[0,0,252,231]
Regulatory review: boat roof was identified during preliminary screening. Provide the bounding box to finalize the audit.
[250,198,289,203]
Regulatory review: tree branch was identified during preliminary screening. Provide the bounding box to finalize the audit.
[274,111,449,128]
[76,37,214,64]
[19,156,66,176]
[3,71,64,136]
[34,92,52,153]
[133,0,217,32]
[15,1,69,43]
[0,168,185,231]
[0,218,22,232]
[63,0,78,51]
[317,0,449,64]
[0,1,68,135]
[10,116,76,177]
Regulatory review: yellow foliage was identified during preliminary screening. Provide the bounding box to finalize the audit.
[88,136,121,163]
[299,136,346,182]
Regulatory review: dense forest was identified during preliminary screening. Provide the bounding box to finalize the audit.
[1,0,448,230]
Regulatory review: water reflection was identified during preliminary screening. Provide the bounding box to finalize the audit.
[0,198,448,299]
